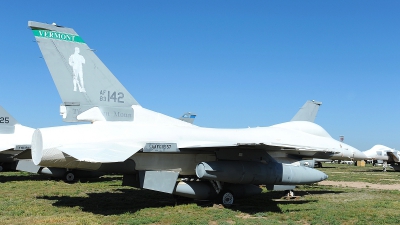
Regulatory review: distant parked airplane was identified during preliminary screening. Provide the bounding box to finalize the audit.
[0,106,34,172]
[364,145,400,171]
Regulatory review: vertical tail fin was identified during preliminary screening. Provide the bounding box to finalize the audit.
[28,21,139,122]
[178,112,197,124]
[0,106,18,134]
[291,100,322,122]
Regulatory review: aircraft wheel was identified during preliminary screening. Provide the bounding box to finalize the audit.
[220,191,234,206]
[0,165,3,172]
[65,172,75,182]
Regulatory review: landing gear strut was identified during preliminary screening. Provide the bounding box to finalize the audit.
[210,180,235,206]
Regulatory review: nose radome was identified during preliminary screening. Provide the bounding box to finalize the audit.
[352,149,367,160]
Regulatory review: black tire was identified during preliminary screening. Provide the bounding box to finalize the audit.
[0,165,3,172]
[219,191,234,206]
[65,172,75,182]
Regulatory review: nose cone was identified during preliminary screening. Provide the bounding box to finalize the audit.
[307,168,328,183]
[352,148,367,161]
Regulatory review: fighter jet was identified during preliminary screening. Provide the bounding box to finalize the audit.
[0,106,34,171]
[28,21,368,205]
[364,145,392,165]
[364,145,400,171]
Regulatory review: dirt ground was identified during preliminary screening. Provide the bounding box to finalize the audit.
[318,181,400,190]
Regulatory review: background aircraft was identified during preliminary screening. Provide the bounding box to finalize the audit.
[0,106,34,172]
[364,145,400,171]
[364,145,393,164]
[0,105,104,180]
[27,20,372,205]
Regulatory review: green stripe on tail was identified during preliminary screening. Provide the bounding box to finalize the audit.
[32,30,85,43]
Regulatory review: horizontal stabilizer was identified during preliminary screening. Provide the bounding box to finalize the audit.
[16,160,41,173]
[60,104,134,122]
[58,142,143,163]
[14,149,32,160]
[0,125,15,134]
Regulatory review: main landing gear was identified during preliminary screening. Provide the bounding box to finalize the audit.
[210,180,235,206]
[65,171,76,182]
[219,191,234,206]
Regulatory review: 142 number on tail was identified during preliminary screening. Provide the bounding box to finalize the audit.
[99,90,124,103]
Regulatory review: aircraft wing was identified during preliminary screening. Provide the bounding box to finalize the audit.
[264,144,337,160]
[181,142,337,157]
[241,142,335,152]
[45,141,336,165]
[1,145,32,155]
[56,142,143,163]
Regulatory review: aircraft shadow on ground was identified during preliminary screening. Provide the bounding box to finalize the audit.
[0,174,50,183]
[72,177,122,183]
[0,174,120,183]
[350,169,396,173]
[295,190,344,195]
[37,188,343,215]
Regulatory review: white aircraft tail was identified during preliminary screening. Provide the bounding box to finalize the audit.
[29,21,140,122]
[0,106,18,134]
[291,100,322,123]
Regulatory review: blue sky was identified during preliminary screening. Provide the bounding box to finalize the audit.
[0,1,399,151]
